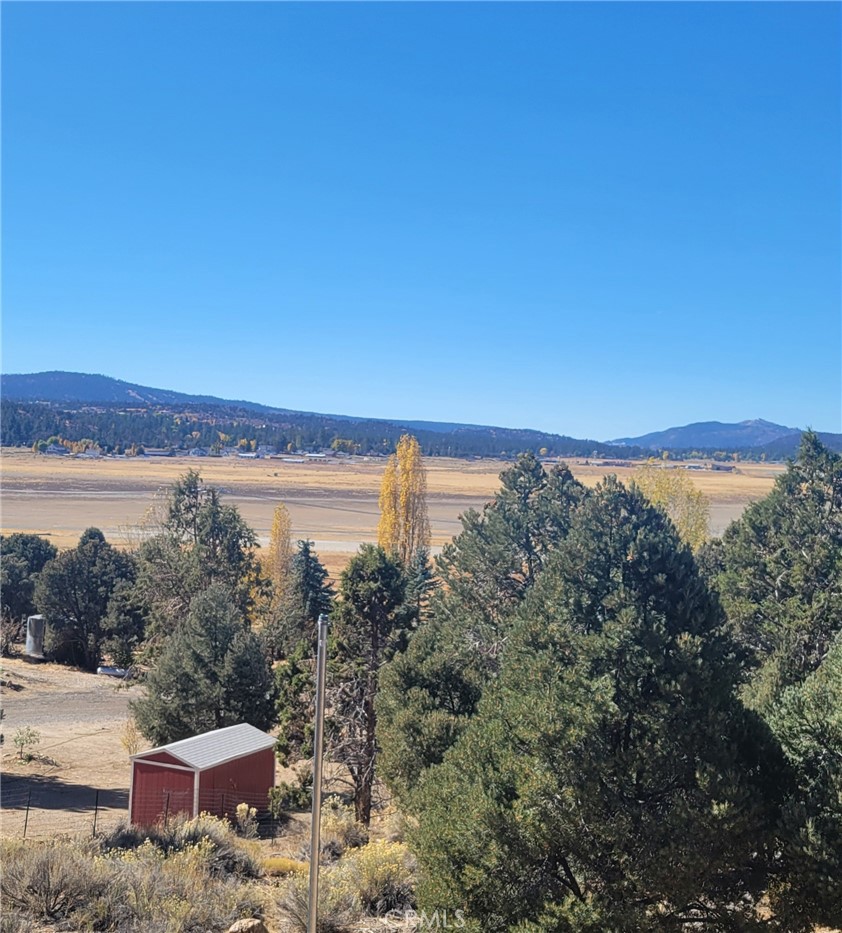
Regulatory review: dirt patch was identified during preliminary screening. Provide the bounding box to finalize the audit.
[1,658,142,837]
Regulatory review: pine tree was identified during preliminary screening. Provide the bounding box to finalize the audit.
[716,432,842,710]
[132,584,276,745]
[378,455,584,804]
[767,632,842,928]
[0,533,58,623]
[35,528,135,670]
[274,640,316,766]
[135,471,263,632]
[413,478,783,931]
[330,545,411,825]
[292,540,334,627]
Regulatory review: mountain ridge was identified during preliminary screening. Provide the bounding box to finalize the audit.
[611,419,802,450]
[0,371,513,434]
[3,371,839,458]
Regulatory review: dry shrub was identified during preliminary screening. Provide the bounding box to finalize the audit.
[277,839,416,932]
[0,839,104,919]
[278,868,360,933]
[332,840,416,915]
[0,909,38,933]
[119,717,143,756]
[319,796,368,858]
[83,837,264,932]
[102,812,262,878]
[1,823,266,933]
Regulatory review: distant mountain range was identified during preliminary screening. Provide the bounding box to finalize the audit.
[1,371,297,414]
[612,419,802,451]
[0,371,497,433]
[0,371,625,459]
[2,371,839,459]
[612,419,841,457]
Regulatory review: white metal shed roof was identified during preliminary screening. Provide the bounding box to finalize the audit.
[133,723,276,771]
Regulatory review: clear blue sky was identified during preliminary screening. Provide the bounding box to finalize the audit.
[3,2,840,440]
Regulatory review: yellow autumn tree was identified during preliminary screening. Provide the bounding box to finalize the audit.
[267,502,294,607]
[377,434,431,566]
[632,462,710,551]
[378,456,401,557]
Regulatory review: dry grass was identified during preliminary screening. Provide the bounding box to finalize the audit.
[1,818,266,932]
[1,448,779,556]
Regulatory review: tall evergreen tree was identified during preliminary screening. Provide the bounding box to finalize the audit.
[413,478,783,931]
[136,470,264,635]
[378,455,584,803]
[765,631,842,929]
[331,545,411,825]
[132,584,276,745]
[716,432,842,710]
[292,539,334,628]
[34,528,135,670]
[0,533,58,639]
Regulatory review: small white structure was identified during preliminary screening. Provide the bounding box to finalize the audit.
[25,615,46,659]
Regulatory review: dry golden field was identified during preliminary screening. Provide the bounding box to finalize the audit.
[0,448,782,576]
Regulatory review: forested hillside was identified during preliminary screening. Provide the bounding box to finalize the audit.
[0,398,638,459]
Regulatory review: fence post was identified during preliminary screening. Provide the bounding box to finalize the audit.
[22,789,31,839]
[92,790,100,837]
[163,792,170,828]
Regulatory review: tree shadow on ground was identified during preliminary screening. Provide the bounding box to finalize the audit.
[1,772,127,812]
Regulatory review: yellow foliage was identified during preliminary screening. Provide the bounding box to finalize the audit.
[331,839,415,910]
[263,856,308,876]
[119,717,143,756]
[377,434,430,566]
[377,456,400,556]
[267,502,293,607]
[633,463,710,550]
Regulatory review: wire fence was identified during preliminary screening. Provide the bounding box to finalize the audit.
[1,784,289,840]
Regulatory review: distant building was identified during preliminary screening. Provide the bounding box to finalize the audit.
[188,448,208,457]
[45,444,68,456]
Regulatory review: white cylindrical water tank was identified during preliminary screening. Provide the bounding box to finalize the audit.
[25,615,46,659]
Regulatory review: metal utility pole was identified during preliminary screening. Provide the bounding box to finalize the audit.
[307,613,329,933]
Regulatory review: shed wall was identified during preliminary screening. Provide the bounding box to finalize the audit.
[131,762,195,827]
[197,749,275,818]
[138,751,186,767]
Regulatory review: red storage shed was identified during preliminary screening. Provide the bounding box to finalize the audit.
[129,723,276,827]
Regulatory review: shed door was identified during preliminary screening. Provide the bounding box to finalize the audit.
[131,763,195,826]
